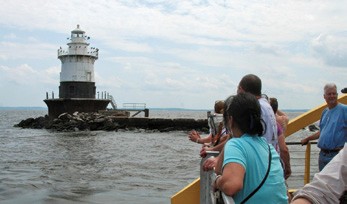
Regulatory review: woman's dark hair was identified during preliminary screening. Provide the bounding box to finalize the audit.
[223,95,235,134]
[224,92,263,136]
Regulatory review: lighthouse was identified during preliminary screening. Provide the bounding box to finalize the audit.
[44,25,110,119]
[58,24,97,99]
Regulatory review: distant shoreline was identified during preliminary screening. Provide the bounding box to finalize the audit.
[0,106,309,112]
[0,107,47,110]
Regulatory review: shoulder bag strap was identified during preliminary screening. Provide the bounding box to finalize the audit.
[241,144,272,204]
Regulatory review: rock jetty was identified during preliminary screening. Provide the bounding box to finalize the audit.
[14,112,209,132]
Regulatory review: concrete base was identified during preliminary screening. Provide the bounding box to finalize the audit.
[99,109,130,117]
[44,98,110,119]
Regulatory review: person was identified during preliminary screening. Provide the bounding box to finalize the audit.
[291,144,347,204]
[188,100,230,156]
[237,74,279,152]
[199,97,236,157]
[213,93,288,203]
[269,97,291,180]
[301,83,347,171]
[270,97,292,202]
[188,100,224,145]
[270,97,289,132]
[203,74,281,171]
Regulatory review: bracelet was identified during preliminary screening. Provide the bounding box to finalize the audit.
[215,175,222,187]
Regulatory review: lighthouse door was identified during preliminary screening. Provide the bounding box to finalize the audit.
[87,72,92,81]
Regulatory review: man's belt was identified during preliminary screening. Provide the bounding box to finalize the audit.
[320,148,343,154]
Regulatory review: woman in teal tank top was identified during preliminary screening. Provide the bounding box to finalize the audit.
[213,93,288,203]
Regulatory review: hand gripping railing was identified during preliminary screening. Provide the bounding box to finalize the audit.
[200,151,235,204]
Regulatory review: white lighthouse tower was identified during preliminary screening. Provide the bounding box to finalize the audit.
[58,24,98,98]
[44,25,110,119]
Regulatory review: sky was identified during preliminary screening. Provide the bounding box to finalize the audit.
[1,0,347,110]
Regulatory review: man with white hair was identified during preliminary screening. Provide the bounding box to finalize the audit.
[301,83,347,171]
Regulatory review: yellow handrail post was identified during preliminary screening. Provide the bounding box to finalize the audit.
[304,142,311,185]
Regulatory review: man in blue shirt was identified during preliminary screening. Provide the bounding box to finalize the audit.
[301,83,347,171]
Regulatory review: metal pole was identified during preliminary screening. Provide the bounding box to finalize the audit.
[200,151,220,204]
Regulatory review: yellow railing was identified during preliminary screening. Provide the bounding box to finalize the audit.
[304,142,312,184]
[171,94,347,204]
[285,141,317,185]
[285,94,347,137]
[170,178,200,204]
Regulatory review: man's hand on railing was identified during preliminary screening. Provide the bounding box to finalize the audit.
[300,131,320,146]
[301,138,309,146]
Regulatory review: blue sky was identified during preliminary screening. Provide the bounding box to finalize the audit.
[1,0,347,110]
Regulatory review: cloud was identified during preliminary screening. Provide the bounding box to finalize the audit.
[0,64,37,85]
[0,64,58,86]
[311,33,347,67]
[0,41,57,60]
[0,64,59,106]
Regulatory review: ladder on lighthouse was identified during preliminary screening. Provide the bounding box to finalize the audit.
[109,95,117,109]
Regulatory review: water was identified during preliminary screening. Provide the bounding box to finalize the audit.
[0,110,319,203]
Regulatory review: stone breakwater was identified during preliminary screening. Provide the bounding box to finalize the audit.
[14,112,209,132]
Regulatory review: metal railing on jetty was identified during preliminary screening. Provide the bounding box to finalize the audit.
[123,103,146,109]
[171,94,347,204]
[122,103,149,117]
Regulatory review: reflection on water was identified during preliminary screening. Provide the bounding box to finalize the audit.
[0,110,319,203]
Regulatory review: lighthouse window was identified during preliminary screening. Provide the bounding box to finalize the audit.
[69,86,75,94]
